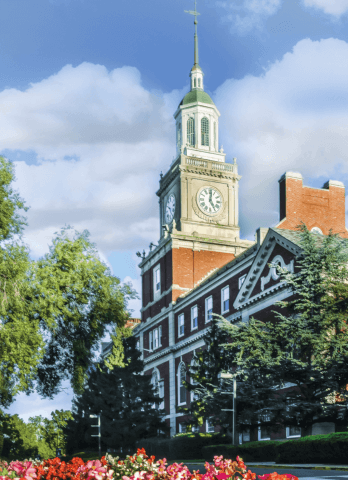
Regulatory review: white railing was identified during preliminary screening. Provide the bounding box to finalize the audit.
[186,158,208,168]
[212,163,233,172]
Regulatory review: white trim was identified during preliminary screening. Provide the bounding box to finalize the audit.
[153,264,161,300]
[205,296,213,323]
[221,285,230,314]
[191,305,198,331]
[206,418,215,433]
[238,274,247,289]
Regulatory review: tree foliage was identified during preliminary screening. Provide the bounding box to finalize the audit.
[0,155,136,405]
[66,334,168,453]
[219,225,348,433]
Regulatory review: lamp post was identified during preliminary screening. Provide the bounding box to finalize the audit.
[90,414,101,459]
[218,372,237,446]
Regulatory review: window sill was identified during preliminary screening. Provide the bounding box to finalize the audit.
[205,318,212,323]
[286,434,301,439]
[191,326,198,331]
[221,309,229,315]
[178,333,185,338]
[177,402,186,406]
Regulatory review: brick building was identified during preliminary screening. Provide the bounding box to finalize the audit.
[125,14,348,441]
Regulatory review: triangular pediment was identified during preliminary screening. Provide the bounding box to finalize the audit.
[233,229,302,310]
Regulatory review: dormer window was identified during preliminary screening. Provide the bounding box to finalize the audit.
[187,118,195,146]
[201,117,209,146]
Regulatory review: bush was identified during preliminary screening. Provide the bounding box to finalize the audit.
[276,432,348,464]
[203,440,281,462]
[136,433,230,461]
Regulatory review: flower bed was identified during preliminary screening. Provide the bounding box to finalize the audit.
[0,448,298,480]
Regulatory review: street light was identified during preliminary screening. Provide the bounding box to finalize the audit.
[90,414,101,459]
[218,372,237,446]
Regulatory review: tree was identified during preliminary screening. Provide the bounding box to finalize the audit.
[218,225,348,434]
[66,334,168,453]
[0,156,136,404]
[180,317,235,434]
[1,413,38,460]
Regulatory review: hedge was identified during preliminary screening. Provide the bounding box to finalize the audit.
[136,433,231,461]
[202,440,282,463]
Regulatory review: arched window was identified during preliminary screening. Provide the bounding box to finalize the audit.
[190,357,199,402]
[194,78,197,88]
[177,123,181,148]
[214,122,217,150]
[187,118,195,146]
[201,117,209,146]
[178,361,186,405]
[152,369,164,409]
[198,78,201,88]
[151,370,159,395]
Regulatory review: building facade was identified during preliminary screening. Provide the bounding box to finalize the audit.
[130,15,348,441]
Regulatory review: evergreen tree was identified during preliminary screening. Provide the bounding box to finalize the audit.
[66,334,168,453]
[218,225,348,434]
[180,318,235,434]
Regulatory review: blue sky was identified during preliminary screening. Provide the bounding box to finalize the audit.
[2,0,348,423]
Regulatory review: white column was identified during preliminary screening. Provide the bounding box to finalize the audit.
[169,354,176,436]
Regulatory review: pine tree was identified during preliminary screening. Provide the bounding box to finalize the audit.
[66,334,168,453]
[218,225,348,435]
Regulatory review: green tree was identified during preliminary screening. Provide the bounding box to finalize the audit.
[66,334,168,453]
[1,413,38,460]
[219,226,348,435]
[180,318,235,434]
[0,156,136,404]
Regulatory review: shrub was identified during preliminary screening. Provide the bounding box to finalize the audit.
[203,440,281,462]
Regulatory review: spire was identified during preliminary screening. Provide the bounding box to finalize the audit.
[185,0,200,68]
[185,0,204,91]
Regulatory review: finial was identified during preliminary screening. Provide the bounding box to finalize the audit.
[185,0,200,67]
[160,171,163,179]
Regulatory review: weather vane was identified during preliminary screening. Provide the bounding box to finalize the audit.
[185,0,200,66]
[184,0,200,24]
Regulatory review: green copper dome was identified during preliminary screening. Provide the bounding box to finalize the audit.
[180,90,215,106]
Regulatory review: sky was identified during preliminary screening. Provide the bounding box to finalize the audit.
[2,0,348,423]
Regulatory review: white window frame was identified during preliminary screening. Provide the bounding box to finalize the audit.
[136,339,140,351]
[159,325,162,346]
[177,362,186,406]
[159,379,164,410]
[286,426,301,438]
[153,265,161,296]
[221,286,229,314]
[238,274,247,289]
[149,331,153,351]
[192,425,200,433]
[206,418,215,433]
[153,328,159,349]
[191,305,198,331]
[178,313,185,338]
[190,359,199,402]
[205,296,213,323]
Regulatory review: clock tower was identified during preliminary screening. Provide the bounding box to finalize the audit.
[139,4,253,321]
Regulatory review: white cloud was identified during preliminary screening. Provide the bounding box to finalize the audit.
[216,0,282,33]
[303,0,348,16]
[215,37,348,236]
[0,63,185,259]
[123,275,142,318]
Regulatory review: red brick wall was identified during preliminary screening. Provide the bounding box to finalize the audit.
[277,175,348,238]
[172,248,235,302]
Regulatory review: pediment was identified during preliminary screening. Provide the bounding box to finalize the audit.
[233,229,301,310]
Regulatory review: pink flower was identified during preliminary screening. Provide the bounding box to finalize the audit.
[216,474,230,480]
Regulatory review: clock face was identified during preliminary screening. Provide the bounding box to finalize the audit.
[197,187,222,215]
[165,194,176,223]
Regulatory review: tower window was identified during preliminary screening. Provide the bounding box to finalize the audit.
[177,123,181,148]
[214,122,217,150]
[187,118,195,146]
[201,117,209,146]
[194,78,196,88]
[198,78,201,88]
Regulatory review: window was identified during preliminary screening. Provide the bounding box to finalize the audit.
[154,265,161,293]
[198,78,201,88]
[152,370,164,410]
[205,296,213,323]
[152,326,162,350]
[258,415,271,441]
[221,286,229,314]
[201,117,209,146]
[191,305,198,330]
[179,423,187,433]
[159,379,164,409]
[286,426,301,438]
[136,339,140,351]
[192,425,200,433]
[178,313,185,337]
[238,274,247,289]
[187,118,195,146]
[178,362,186,405]
[206,418,215,433]
[190,358,199,402]
[194,78,196,88]
[177,123,181,148]
[149,331,153,351]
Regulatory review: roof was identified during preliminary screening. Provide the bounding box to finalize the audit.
[180,90,215,106]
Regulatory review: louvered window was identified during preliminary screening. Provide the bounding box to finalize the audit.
[201,117,209,146]
[187,118,195,146]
